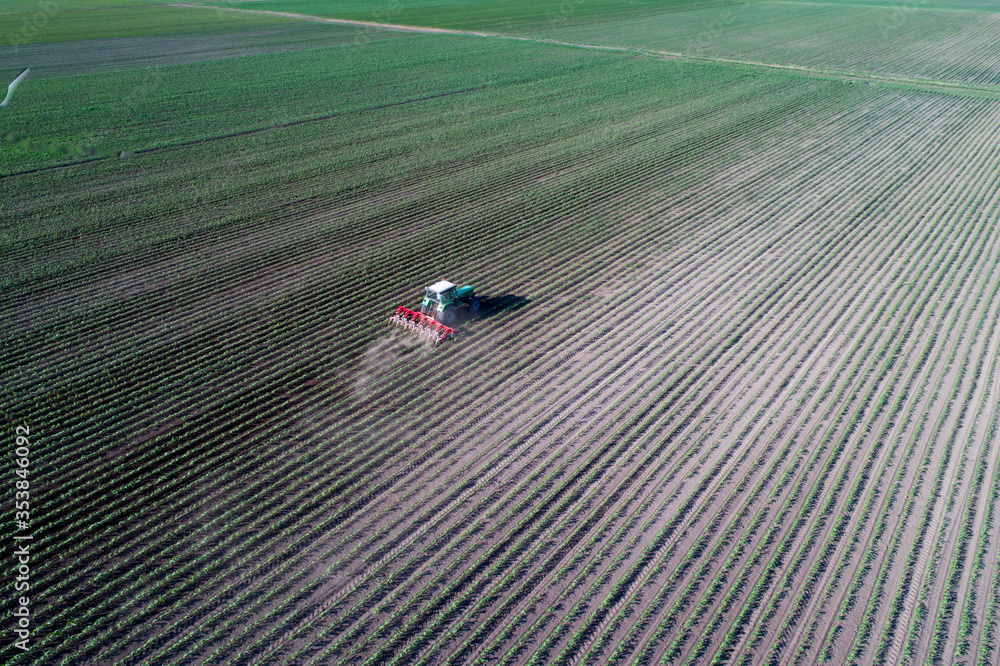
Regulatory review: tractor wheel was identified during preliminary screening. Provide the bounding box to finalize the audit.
[440,306,458,325]
[469,297,482,314]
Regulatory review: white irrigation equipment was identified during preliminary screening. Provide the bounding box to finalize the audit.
[1,68,30,109]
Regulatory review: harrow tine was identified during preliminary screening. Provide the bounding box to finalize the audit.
[389,306,456,344]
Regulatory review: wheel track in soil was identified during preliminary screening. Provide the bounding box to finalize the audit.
[899,212,1000,662]
[831,275,994,661]
[841,341,957,663]
[880,240,1000,665]
[792,295,991,666]
[803,155,1000,665]
[764,195,992,660]
[844,212,999,662]
[873,244,995,665]
[971,401,1000,664]
[924,303,1000,663]
[789,220,1000,660]
[960,354,1000,661]
[852,134,995,660]
[755,123,1000,664]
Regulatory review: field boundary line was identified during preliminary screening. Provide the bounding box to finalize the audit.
[765,0,1000,14]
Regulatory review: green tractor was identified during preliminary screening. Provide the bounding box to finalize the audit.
[420,280,481,325]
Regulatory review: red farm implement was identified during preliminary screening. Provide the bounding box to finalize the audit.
[389,306,456,344]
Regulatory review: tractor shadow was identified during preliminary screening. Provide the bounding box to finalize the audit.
[457,294,530,328]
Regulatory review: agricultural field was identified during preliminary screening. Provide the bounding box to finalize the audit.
[3,0,1000,664]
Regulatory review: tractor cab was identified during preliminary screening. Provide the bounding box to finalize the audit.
[424,280,457,308]
[417,279,482,326]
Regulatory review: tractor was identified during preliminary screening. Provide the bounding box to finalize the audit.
[389,280,481,344]
[420,280,481,325]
